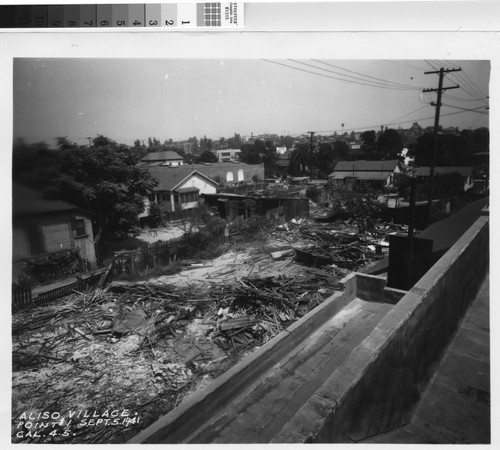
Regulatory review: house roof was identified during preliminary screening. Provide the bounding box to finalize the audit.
[332,159,401,173]
[148,162,264,189]
[414,166,474,178]
[141,151,184,162]
[329,171,391,181]
[148,167,217,191]
[13,183,81,217]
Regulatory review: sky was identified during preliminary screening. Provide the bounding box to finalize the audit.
[13,58,490,147]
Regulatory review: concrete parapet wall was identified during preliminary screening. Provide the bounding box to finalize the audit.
[342,272,407,305]
[278,215,489,443]
[131,214,488,444]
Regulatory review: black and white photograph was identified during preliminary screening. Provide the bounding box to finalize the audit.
[3,3,497,446]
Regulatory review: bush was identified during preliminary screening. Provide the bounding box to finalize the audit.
[305,185,321,203]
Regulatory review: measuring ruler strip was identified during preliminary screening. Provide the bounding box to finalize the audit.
[0,3,243,29]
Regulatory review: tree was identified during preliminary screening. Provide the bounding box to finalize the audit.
[360,130,377,159]
[333,140,349,160]
[133,139,145,149]
[288,142,316,176]
[240,143,262,164]
[413,132,472,167]
[12,138,56,185]
[377,129,403,160]
[219,137,227,149]
[198,151,218,163]
[149,201,163,228]
[187,136,200,154]
[56,136,77,150]
[94,134,116,148]
[317,143,338,177]
[200,135,213,153]
[50,138,158,239]
[227,133,242,149]
[280,135,295,149]
[262,140,279,177]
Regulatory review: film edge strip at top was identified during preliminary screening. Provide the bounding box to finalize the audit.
[0,3,243,29]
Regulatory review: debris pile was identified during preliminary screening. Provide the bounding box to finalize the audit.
[12,266,339,444]
[12,216,407,444]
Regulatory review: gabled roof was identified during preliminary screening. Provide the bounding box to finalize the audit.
[414,166,474,178]
[13,183,81,217]
[332,159,401,173]
[147,162,263,188]
[141,151,184,162]
[330,172,392,181]
[148,167,218,191]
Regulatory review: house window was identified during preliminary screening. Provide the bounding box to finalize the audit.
[179,192,199,204]
[227,171,234,182]
[72,218,87,237]
[26,223,45,255]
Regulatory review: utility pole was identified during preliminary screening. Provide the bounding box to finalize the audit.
[308,131,315,176]
[423,67,461,223]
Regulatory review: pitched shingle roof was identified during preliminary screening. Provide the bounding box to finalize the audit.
[141,151,185,162]
[147,167,213,191]
[414,166,474,178]
[147,163,264,190]
[332,160,401,172]
[13,183,81,217]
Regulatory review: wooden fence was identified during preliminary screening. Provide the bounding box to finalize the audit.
[12,286,32,311]
[12,271,103,312]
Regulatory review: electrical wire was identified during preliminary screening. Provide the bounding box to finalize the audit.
[311,59,421,90]
[295,107,487,137]
[262,59,421,91]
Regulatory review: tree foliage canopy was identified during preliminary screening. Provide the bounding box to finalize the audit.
[13,136,158,239]
[198,151,218,163]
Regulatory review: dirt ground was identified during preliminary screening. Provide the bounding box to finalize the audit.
[135,223,187,244]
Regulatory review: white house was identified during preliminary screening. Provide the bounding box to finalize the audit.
[216,149,241,162]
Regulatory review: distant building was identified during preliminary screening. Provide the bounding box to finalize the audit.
[329,159,403,188]
[140,150,185,167]
[347,142,364,160]
[276,149,294,176]
[414,166,475,192]
[216,149,241,162]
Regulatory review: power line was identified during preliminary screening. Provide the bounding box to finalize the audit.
[440,103,489,115]
[446,72,486,103]
[262,59,420,91]
[294,108,478,137]
[424,60,439,71]
[382,60,425,71]
[442,91,488,103]
[311,59,421,90]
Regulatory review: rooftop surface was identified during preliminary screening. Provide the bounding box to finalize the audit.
[12,182,80,216]
[362,272,490,443]
[366,196,489,274]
